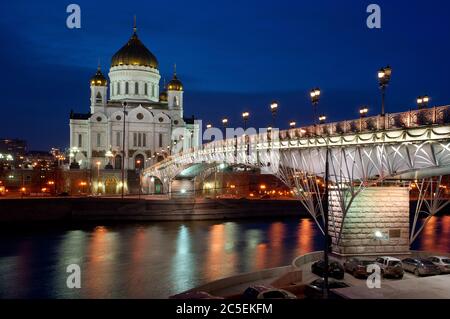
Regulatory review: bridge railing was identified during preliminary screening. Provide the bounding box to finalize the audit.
[280,105,450,140]
[149,105,450,170]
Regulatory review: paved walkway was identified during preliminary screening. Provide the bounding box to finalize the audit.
[336,274,450,299]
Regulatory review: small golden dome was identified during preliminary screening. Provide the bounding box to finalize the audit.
[159,90,168,102]
[90,68,107,86]
[167,74,183,91]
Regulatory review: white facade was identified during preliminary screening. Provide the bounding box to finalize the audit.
[69,29,200,170]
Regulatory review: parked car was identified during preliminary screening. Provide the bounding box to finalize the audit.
[257,289,297,299]
[343,258,376,278]
[402,258,441,276]
[428,256,450,274]
[311,260,345,280]
[242,285,273,299]
[375,257,404,279]
[304,278,350,299]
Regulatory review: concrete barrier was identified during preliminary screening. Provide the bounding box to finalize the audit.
[185,265,294,296]
[292,251,324,268]
[0,197,306,223]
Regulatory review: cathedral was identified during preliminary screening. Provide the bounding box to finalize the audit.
[69,23,200,177]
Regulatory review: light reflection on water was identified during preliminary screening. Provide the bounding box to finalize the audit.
[0,216,448,299]
[412,215,450,252]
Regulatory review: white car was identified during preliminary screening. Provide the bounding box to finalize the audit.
[375,256,404,279]
[428,256,450,274]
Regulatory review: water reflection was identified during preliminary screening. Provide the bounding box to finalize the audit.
[268,222,286,267]
[0,216,448,298]
[84,226,119,298]
[296,219,315,255]
[204,223,237,281]
[413,216,450,252]
[171,225,194,294]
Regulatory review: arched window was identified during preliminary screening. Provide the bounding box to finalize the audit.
[116,131,121,147]
[135,82,139,95]
[158,133,163,147]
[96,133,101,147]
[112,83,115,96]
[95,92,102,103]
[145,83,148,96]
[114,155,122,169]
[173,96,179,106]
[117,82,121,95]
[152,84,155,97]
[125,82,129,94]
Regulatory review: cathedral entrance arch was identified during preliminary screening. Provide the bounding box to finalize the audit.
[105,177,118,194]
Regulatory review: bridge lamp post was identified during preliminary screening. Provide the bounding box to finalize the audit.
[96,161,101,194]
[378,66,392,116]
[121,101,128,199]
[242,112,250,131]
[308,88,330,298]
[222,118,228,138]
[359,107,369,132]
[310,88,321,124]
[136,159,142,199]
[270,101,279,127]
[417,96,430,109]
[319,115,327,124]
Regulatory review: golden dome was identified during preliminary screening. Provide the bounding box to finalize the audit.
[111,29,159,69]
[90,67,107,86]
[167,74,183,91]
[159,90,168,102]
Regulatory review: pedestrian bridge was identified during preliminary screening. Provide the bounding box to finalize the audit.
[143,105,450,257]
[144,105,450,192]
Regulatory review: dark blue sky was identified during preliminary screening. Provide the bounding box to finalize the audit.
[1,0,450,150]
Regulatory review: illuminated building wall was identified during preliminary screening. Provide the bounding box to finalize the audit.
[329,187,410,256]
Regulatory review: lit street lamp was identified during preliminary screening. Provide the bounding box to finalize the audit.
[136,159,142,199]
[289,121,296,129]
[359,107,369,117]
[359,107,369,132]
[222,118,228,138]
[319,115,327,124]
[378,66,392,116]
[121,101,128,198]
[417,95,430,109]
[310,88,321,124]
[270,101,279,126]
[310,87,330,299]
[206,123,212,129]
[242,111,250,130]
[96,161,101,194]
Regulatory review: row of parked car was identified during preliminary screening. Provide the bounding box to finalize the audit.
[311,255,450,281]
[304,255,450,299]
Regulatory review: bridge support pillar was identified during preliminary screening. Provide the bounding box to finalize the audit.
[329,187,410,257]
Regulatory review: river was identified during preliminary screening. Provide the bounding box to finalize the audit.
[0,216,449,298]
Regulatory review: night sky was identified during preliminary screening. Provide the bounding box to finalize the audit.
[1,0,450,150]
